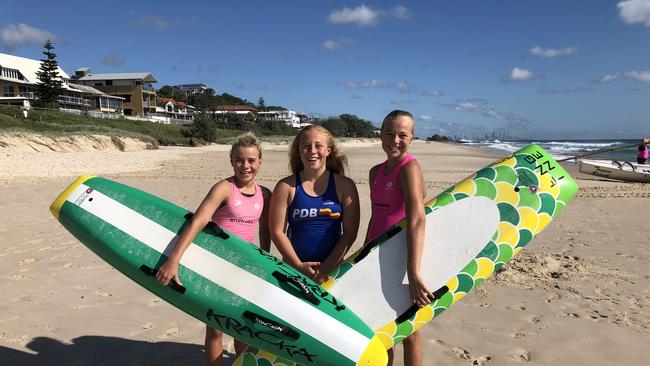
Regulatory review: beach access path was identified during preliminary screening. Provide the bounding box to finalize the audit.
[1,138,649,365]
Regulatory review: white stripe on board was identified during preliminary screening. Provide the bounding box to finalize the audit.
[66,184,369,362]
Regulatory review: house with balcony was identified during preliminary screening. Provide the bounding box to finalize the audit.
[65,84,125,116]
[172,83,207,96]
[155,97,195,125]
[71,68,157,117]
[207,105,257,121]
[0,52,71,107]
[257,109,301,128]
[0,53,123,117]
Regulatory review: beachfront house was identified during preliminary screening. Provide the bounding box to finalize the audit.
[0,53,124,116]
[155,97,195,125]
[71,68,157,118]
[257,109,301,128]
[172,83,207,96]
[65,84,125,117]
[208,105,257,121]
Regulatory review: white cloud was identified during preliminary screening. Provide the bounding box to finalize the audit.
[456,101,483,111]
[328,4,381,26]
[596,70,650,83]
[418,115,438,122]
[626,70,650,81]
[132,15,199,30]
[618,0,650,26]
[322,38,354,50]
[392,5,413,20]
[0,23,57,50]
[342,79,382,89]
[540,85,592,94]
[327,4,412,26]
[508,67,536,81]
[529,46,579,58]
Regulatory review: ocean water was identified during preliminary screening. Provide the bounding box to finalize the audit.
[463,139,644,162]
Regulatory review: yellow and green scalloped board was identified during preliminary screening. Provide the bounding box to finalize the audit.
[233,144,578,366]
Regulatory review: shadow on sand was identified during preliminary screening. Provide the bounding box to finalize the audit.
[0,335,238,366]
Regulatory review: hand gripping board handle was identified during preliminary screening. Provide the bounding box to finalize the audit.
[140,265,187,294]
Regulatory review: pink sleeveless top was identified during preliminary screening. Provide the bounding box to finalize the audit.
[638,146,648,159]
[366,155,415,241]
[211,178,264,243]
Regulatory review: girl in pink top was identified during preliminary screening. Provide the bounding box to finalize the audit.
[156,133,271,366]
[365,110,428,366]
[638,142,648,164]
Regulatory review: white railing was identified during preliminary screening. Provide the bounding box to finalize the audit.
[58,95,91,106]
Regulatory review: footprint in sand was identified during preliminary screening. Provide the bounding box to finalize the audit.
[513,349,531,361]
[94,291,112,297]
[19,257,36,266]
[148,298,162,307]
[158,327,184,339]
[451,347,472,360]
[472,355,492,365]
[527,315,542,324]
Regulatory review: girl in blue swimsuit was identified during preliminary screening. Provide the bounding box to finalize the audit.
[269,125,360,284]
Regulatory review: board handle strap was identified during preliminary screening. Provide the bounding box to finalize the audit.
[140,265,187,294]
[395,285,449,323]
[272,271,321,306]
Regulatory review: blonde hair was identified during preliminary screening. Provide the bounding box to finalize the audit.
[381,109,415,134]
[289,125,348,176]
[230,132,262,159]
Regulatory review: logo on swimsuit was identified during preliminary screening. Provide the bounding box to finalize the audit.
[292,208,319,218]
[291,208,340,219]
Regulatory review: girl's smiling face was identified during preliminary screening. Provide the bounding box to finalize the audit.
[299,130,331,172]
[381,115,414,160]
[230,146,261,186]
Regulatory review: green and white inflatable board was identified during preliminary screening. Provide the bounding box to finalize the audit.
[50,176,387,366]
[233,144,578,366]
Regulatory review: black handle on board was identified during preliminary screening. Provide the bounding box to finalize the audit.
[272,271,320,306]
[395,285,449,323]
[243,310,300,340]
[140,265,187,294]
[183,213,230,240]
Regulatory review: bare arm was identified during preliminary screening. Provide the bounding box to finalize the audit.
[269,177,320,277]
[258,186,272,252]
[363,165,379,243]
[156,180,230,286]
[399,160,430,307]
[315,175,360,283]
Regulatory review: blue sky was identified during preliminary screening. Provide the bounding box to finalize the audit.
[2,1,650,139]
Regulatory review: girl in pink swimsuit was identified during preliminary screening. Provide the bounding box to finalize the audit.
[156,133,272,366]
[365,110,428,366]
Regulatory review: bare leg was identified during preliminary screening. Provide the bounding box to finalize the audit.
[205,326,224,366]
[387,347,395,366]
[403,331,423,366]
[234,339,249,356]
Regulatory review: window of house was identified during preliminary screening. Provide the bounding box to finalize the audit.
[3,85,15,97]
[95,82,102,86]
[19,86,29,97]
[105,80,113,86]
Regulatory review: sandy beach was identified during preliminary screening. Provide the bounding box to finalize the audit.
[1,136,649,366]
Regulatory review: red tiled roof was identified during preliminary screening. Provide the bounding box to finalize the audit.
[158,97,175,104]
